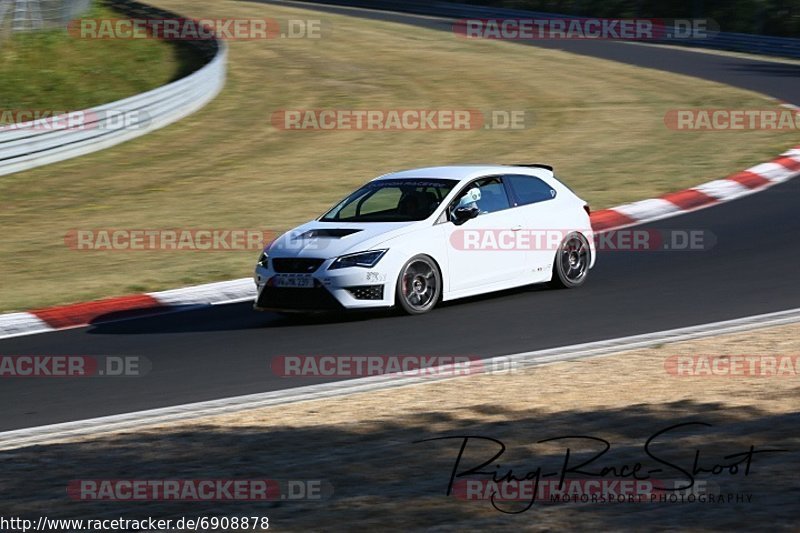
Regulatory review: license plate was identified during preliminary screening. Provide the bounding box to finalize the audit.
[273,274,315,288]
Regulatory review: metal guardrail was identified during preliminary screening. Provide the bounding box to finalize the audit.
[673,32,800,58]
[0,0,226,177]
[299,0,800,59]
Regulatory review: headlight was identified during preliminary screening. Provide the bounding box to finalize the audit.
[329,249,387,270]
[257,251,269,268]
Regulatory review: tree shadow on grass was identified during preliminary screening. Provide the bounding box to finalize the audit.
[0,401,797,530]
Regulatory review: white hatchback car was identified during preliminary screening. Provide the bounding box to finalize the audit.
[254,165,595,314]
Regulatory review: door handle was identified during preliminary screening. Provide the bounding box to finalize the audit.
[511,225,523,231]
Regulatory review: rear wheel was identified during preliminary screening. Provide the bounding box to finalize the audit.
[551,232,590,289]
[396,255,441,315]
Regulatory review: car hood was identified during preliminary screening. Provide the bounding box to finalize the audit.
[267,220,421,259]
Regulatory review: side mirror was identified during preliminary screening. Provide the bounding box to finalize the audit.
[452,205,480,225]
[451,187,482,225]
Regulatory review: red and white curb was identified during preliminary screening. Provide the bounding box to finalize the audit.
[590,144,800,231]
[1,144,799,340]
[0,279,256,340]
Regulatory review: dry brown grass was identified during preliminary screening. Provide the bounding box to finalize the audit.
[1,323,797,530]
[0,0,793,312]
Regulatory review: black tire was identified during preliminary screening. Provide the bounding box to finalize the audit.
[550,232,591,289]
[395,255,442,315]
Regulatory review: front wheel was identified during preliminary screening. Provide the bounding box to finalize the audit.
[550,232,590,289]
[395,255,442,315]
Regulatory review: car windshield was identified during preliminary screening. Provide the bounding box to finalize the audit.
[320,178,458,222]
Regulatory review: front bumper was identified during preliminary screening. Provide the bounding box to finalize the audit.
[253,262,394,311]
[255,285,344,311]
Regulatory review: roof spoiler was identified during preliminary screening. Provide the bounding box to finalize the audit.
[510,163,553,171]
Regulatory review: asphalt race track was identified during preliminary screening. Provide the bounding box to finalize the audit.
[1,2,798,431]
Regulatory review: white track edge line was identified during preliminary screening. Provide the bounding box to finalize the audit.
[1,306,798,451]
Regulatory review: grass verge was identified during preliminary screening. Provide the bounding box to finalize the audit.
[0,0,795,311]
[2,323,797,528]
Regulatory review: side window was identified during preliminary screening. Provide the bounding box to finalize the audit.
[452,176,511,216]
[506,175,556,206]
